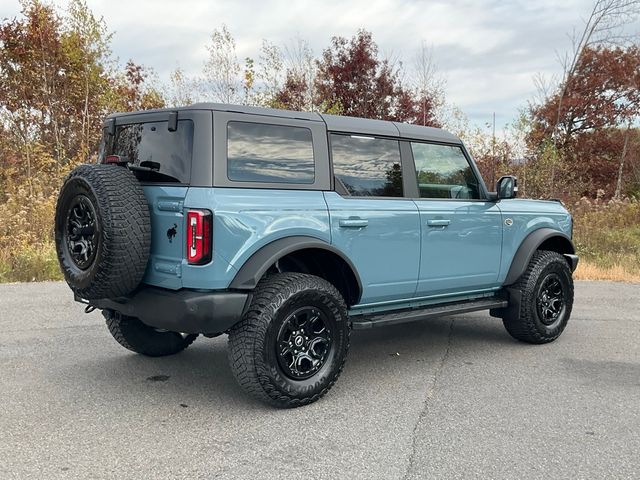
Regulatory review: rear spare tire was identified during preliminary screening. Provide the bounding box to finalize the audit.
[54,164,151,300]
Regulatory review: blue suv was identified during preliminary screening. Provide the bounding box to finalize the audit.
[54,103,578,407]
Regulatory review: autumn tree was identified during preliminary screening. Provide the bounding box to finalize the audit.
[312,30,423,121]
[528,46,640,197]
[165,66,202,108]
[0,0,164,280]
[410,43,443,127]
[109,60,165,112]
[526,0,640,198]
[202,25,242,104]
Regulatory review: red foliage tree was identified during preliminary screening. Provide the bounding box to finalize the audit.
[276,30,439,126]
[528,46,640,197]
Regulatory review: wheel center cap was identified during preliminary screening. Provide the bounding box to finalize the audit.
[294,335,304,347]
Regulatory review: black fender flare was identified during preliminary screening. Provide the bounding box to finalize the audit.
[503,228,576,286]
[229,236,363,302]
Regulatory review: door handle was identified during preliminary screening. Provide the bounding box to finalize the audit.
[427,219,451,227]
[339,218,369,228]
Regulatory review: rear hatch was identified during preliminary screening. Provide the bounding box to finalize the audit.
[100,111,202,289]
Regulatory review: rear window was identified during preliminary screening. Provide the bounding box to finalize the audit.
[227,121,315,184]
[105,120,194,183]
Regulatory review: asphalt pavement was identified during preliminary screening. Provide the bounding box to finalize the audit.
[0,281,638,479]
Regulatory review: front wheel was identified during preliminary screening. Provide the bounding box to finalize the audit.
[503,250,574,344]
[228,273,350,408]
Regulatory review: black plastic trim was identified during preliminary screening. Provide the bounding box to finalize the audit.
[563,253,579,272]
[168,111,178,132]
[87,287,249,335]
[503,228,576,285]
[229,235,363,303]
[352,297,508,329]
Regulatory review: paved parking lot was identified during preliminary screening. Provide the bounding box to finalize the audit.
[0,281,638,479]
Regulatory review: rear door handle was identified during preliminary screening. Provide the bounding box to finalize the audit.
[427,219,451,227]
[339,218,369,228]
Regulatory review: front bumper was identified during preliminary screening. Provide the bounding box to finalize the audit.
[85,287,250,335]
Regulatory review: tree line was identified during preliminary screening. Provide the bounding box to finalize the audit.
[0,0,639,276]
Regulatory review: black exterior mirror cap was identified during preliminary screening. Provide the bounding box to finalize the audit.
[497,175,518,200]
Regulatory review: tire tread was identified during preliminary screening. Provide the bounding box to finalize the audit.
[228,272,350,408]
[503,250,574,344]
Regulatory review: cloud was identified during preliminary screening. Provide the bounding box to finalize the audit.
[2,0,637,130]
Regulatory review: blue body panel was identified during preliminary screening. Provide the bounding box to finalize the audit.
[323,192,421,304]
[495,199,572,283]
[141,185,572,310]
[183,187,329,290]
[141,185,188,290]
[413,199,502,296]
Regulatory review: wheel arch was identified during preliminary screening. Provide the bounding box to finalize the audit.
[503,228,576,286]
[229,236,363,306]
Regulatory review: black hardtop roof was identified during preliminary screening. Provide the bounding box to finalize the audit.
[107,102,462,145]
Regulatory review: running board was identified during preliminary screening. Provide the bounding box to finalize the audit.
[351,298,508,330]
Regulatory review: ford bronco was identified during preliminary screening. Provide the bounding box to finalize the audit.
[54,103,578,407]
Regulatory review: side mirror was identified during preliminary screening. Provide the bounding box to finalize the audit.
[497,175,518,200]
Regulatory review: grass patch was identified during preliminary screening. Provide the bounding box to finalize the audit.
[572,198,640,283]
[574,261,640,282]
[0,242,63,283]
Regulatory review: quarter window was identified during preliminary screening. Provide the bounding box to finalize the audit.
[227,122,315,184]
[331,134,403,197]
[411,143,480,199]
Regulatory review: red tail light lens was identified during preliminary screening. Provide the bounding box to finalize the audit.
[104,155,122,164]
[186,210,212,265]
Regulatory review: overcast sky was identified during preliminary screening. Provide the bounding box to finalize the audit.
[2,0,635,132]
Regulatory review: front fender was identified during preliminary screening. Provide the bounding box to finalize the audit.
[503,228,576,285]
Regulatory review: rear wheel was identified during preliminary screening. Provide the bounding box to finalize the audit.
[104,310,197,357]
[503,250,574,344]
[228,273,350,408]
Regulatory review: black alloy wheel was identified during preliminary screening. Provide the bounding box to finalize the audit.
[65,195,99,270]
[536,273,565,326]
[276,306,333,380]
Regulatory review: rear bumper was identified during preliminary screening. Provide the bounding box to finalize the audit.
[85,287,250,335]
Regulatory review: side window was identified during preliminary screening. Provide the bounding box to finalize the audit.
[227,121,315,184]
[331,134,403,197]
[411,143,480,199]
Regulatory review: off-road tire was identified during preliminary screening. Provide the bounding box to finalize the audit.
[55,164,151,300]
[503,250,574,344]
[228,273,350,408]
[104,310,197,357]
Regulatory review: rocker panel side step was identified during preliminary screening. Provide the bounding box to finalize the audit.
[351,298,508,330]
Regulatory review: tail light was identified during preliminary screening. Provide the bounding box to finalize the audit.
[186,209,212,265]
[104,155,123,164]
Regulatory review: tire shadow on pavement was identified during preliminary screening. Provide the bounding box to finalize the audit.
[62,313,522,409]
